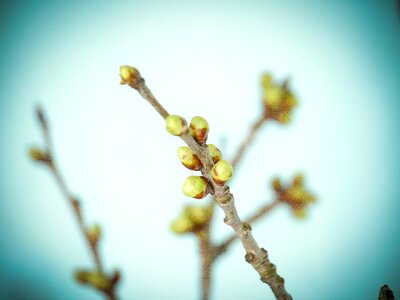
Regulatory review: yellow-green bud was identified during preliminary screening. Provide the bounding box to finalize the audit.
[75,270,112,291]
[166,115,187,136]
[211,160,233,184]
[293,174,304,186]
[293,208,306,219]
[277,112,291,124]
[207,144,222,163]
[119,65,141,88]
[182,176,208,199]
[263,85,282,108]
[29,147,51,163]
[287,186,306,203]
[190,116,209,144]
[170,216,193,234]
[281,93,297,110]
[261,73,273,88]
[177,146,202,170]
[184,205,212,225]
[87,223,101,246]
[271,177,282,192]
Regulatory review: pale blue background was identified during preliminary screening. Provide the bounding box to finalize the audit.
[0,0,399,299]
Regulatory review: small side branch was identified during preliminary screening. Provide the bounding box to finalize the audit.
[231,114,268,169]
[31,107,119,300]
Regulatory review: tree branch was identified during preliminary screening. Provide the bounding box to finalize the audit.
[123,69,292,300]
[231,114,268,169]
[215,200,280,257]
[33,107,119,300]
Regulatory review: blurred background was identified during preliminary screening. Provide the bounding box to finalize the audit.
[0,0,399,299]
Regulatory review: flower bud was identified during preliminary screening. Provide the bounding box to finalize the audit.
[293,208,306,219]
[281,93,297,110]
[119,65,141,88]
[182,176,209,199]
[261,73,273,88]
[287,186,306,203]
[207,144,222,163]
[263,85,282,108]
[177,146,202,170]
[170,216,193,234]
[189,116,209,144]
[292,174,304,186]
[277,112,291,124]
[87,223,101,246]
[75,270,112,292]
[29,147,51,164]
[184,205,212,225]
[166,115,187,136]
[271,177,282,192]
[211,160,233,184]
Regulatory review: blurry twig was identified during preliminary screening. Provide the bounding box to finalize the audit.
[231,114,268,169]
[30,107,120,300]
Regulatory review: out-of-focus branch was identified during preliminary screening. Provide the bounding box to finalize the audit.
[30,107,119,300]
[231,114,268,169]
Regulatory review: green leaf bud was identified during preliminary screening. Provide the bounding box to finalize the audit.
[182,176,209,199]
[177,146,202,170]
[211,160,233,184]
[166,115,187,136]
[189,116,209,144]
[207,144,222,163]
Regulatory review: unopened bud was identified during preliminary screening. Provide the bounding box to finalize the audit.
[189,116,209,144]
[211,160,233,184]
[177,146,202,170]
[119,65,141,88]
[207,144,222,163]
[182,176,209,199]
[87,223,101,246]
[184,205,212,225]
[170,216,193,234]
[166,115,187,136]
[75,270,112,292]
[29,147,51,164]
[271,178,282,192]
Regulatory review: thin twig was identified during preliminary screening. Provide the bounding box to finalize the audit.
[215,200,281,257]
[127,73,292,300]
[197,226,213,300]
[34,107,118,300]
[231,114,267,169]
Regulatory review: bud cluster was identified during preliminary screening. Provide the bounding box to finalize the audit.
[170,204,213,234]
[261,73,298,124]
[272,174,316,218]
[164,115,234,199]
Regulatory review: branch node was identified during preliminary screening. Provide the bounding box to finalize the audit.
[245,252,256,264]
